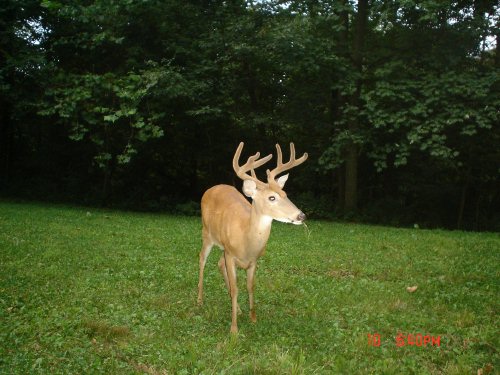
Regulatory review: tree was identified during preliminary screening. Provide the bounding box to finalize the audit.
[1,0,498,229]
[37,0,212,202]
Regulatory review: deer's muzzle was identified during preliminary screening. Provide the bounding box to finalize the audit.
[297,211,306,222]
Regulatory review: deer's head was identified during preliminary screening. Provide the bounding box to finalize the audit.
[233,142,308,225]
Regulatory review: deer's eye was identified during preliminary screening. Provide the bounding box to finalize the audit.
[268,196,276,201]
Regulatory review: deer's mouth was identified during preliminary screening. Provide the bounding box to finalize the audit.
[275,217,304,225]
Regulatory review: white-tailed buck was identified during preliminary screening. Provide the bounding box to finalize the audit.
[197,142,308,333]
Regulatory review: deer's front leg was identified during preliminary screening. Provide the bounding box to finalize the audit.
[225,255,239,334]
[246,263,257,323]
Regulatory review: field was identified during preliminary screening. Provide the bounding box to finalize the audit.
[0,201,498,374]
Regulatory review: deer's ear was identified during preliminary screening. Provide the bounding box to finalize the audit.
[243,180,257,198]
[276,174,289,188]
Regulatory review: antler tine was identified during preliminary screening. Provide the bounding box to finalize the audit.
[232,142,272,187]
[267,142,308,182]
[276,143,283,167]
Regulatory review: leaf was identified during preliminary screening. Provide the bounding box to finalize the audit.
[103,114,118,123]
[406,286,418,293]
[40,0,62,9]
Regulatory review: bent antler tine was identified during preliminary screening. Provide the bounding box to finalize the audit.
[247,152,272,171]
[245,152,260,168]
[253,155,273,170]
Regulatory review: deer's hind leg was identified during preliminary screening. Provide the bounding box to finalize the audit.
[197,231,213,305]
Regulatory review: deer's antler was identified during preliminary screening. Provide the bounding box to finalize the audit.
[267,143,308,191]
[232,142,272,189]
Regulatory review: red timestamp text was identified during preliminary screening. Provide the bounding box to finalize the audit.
[367,333,441,348]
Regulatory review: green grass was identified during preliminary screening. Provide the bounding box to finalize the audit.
[0,201,498,374]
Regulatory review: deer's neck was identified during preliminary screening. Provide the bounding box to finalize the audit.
[246,204,273,254]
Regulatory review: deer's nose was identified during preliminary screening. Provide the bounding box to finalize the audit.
[297,212,306,222]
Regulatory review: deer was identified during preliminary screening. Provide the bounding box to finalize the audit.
[197,141,308,334]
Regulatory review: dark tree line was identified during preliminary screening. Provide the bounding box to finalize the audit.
[1,0,499,230]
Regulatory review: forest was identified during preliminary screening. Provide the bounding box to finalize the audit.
[1,0,499,230]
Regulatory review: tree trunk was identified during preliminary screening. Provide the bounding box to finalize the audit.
[344,0,368,212]
[334,0,349,212]
[457,184,467,230]
[495,25,500,68]
[337,166,345,212]
[0,98,12,185]
[344,144,358,211]
[457,168,471,230]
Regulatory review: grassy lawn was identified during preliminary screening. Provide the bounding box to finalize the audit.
[0,201,498,374]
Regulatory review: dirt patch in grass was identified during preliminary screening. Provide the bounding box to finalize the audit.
[327,268,360,279]
[83,320,131,343]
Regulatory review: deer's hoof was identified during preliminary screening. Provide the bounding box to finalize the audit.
[250,310,257,323]
[230,325,238,334]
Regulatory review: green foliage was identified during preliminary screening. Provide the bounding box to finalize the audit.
[1,0,499,229]
[34,0,212,168]
[363,66,499,172]
[1,202,498,373]
[38,62,190,167]
[175,201,201,216]
[294,191,337,220]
